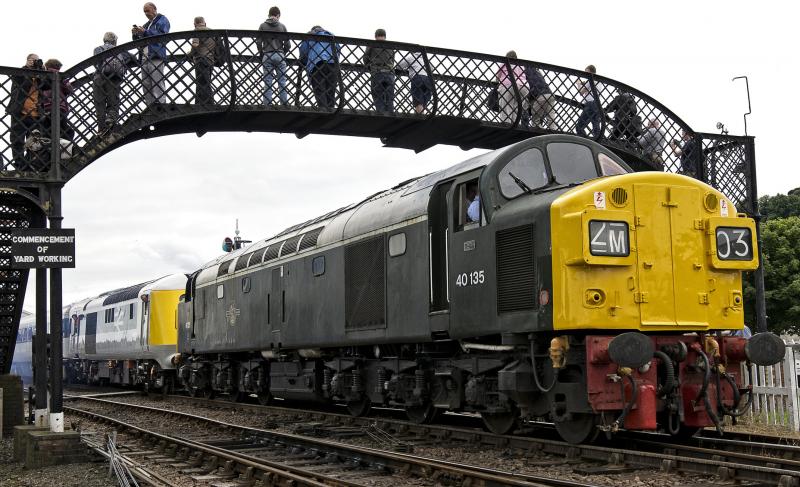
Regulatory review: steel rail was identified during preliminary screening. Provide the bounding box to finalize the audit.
[65,397,603,487]
[68,394,800,486]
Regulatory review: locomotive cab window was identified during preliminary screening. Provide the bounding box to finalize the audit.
[547,142,598,184]
[388,233,406,256]
[456,179,481,230]
[598,153,629,176]
[498,148,547,199]
[312,255,325,276]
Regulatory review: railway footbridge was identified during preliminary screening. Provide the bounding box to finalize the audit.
[0,30,761,375]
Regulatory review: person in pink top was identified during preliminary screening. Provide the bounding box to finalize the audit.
[496,50,529,122]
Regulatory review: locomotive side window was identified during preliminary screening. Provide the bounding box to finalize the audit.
[547,142,598,184]
[455,179,481,229]
[388,233,406,256]
[498,148,547,199]
[129,303,135,319]
[242,277,252,293]
[312,256,325,276]
[217,284,224,299]
[598,153,629,176]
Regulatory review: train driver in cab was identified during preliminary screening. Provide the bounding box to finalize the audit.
[467,181,480,223]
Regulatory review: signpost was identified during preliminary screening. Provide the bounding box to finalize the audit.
[10,227,74,433]
[10,229,75,269]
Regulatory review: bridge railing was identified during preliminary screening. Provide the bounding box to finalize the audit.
[0,30,752,212]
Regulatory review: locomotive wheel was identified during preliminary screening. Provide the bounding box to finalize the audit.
[234,390,248,403]
[406,402,439,424]
[188,386,200,398]
[481,409,519,435]
[555,413,599,444]
[346,397,372,417]
[202,387,216,400]
[256,391,273,406]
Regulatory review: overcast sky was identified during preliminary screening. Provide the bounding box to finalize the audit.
[3,0,797,309]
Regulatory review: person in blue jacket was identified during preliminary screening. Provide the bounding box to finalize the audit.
[132,2,170,107]
[299,26,340,109]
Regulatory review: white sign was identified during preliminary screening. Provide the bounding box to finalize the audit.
[720,199,729,217]
[594,191,606,209]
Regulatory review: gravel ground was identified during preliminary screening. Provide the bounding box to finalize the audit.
[0,423,116,487]
[71,395,728,487]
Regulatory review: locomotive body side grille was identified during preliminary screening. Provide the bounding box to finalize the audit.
[496,224,536,313]
[345,235,386,330]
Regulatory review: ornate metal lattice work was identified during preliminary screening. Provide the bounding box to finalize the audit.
[0,30,754,208]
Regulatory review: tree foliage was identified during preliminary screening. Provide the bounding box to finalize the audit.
[758,188,800,221]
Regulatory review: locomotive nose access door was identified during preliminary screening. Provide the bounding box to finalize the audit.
[633,184,708,328]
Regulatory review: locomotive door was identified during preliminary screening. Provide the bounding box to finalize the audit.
[428,181,452,332]
[269,266,284,343]
[140,297,150,351]
[85,312,97,355]
[447,170,494,334]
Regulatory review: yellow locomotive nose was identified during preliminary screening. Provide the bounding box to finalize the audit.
[550,172,758,332]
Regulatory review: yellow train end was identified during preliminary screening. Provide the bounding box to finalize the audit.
[550,172,757,332]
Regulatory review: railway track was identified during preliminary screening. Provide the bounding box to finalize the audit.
[64,397,601,487]
[64,392,800,486]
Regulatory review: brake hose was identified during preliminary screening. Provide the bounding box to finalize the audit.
[530,341,556,392]
[653,350,676,397]
[696,350,723,435]
[612,374,638,430]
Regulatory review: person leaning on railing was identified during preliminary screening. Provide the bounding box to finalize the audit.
[189,17,215,106]
[6,54,45,170]
[396,51,432,114]
[132,2,170,107]
[40,59,74,142]
[495,51,529,123]
[637,117,667,168]
[525,66,556,130]
[93,32,134,134]
[258,6,290,106]
[299,26,340,109]
[363,28,395,114]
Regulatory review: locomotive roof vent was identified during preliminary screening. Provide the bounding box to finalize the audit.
[611,187,628,207]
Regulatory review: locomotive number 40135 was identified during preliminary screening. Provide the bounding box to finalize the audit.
[456,270,485,287]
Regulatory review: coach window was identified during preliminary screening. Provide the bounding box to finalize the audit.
[312,255,325,276]
[242,277,252,293]
[455,179,481,230]
[498,148,547,199]
[217,284,224,299]
[388,233,406,257]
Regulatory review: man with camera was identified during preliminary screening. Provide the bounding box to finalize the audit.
[132,2,170,107]
[7,54,45,170]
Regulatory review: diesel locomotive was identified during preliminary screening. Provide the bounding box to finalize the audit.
[175,134,785,443]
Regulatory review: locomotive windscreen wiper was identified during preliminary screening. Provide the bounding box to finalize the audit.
[507,172,532,194]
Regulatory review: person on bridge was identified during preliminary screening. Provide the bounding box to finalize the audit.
[525,66,556,130]
[132,2,170,107]
[495,51,529,124]
[605,92,643,146]
[7,54,45,170]
[259,6,290,106]
[299,26,340,109]
[363,29,395,113]
[40,59,75,143]
[575,79,601,139]
[397,51,432,114]
[93,32,134,134]
[189,17,216,106]
[637,117,667,167]
[671,130,700,177]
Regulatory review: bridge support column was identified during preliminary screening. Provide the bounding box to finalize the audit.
[48,186,63,433]
[34,266,48,427]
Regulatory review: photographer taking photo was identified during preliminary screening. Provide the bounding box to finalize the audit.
[7,54,45,170]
